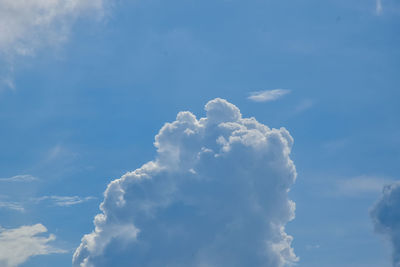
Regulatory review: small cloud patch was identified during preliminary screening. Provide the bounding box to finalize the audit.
[0,224,66,267]
[248,89,291,102]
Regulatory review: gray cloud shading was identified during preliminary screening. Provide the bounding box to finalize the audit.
[74,98,298,267]
[371,182,400,267]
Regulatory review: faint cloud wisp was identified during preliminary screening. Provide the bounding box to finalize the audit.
[337,175,394,197]
[0,201,24,212]
[0,174,38,183]
[34,195,96,207]
[248,89,291,102]
[376,0,383,15]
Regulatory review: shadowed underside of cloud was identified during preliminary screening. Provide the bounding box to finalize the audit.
[0,224,66,267]
[74,98,298,267]
[371,182,400,267]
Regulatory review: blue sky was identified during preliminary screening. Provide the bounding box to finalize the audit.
[0,0,399,266]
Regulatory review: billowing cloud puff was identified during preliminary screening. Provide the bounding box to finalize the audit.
[371,182,400,267]
[0,224,66,267]
[74,98,298,267]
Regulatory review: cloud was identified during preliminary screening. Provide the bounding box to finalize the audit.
[0,0,109,90]
[294,99,313,113]
[0,0,106,57]
[34,195,96,207]
[0,174,38,182]
[74,98,298,267]
[0,201,24,212]
[376,0,383,15]
[0,195,94,212]
[0,224,66,267]
[337,176,394,196]
[370,182,400,267]
[248,89,291,102]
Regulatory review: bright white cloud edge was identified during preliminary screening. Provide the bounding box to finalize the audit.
[248,89,291,102]
[74,98,298,267]
[0,224,66,267]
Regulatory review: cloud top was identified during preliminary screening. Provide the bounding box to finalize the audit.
[74,98,298,267]
[371,182,400,266]
[248,89,291,102]
[0,224,66,267]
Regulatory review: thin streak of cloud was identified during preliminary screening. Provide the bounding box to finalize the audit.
[248,89,291,102]
[0,174,38,182]
[376,0,383,15]
[0,202,24,212]
[34,196,96,207]
[337,175,394,196]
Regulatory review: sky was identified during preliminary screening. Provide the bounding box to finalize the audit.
[0,0,399,266]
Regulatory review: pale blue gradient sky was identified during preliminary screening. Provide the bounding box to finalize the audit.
[1,0,399,266]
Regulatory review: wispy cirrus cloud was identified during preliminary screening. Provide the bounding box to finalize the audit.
[0,201,24,212]
[337,175,394,196]
[376,0,383,15]
[248,89,291,102]
[34,195,96,207]
[0,224,66,267]
[0,0,107,57]
[0,174,38,183]
[0,194,95,212]
[0,0,110,90]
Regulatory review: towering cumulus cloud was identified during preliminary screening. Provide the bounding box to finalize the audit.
[371,182,400,267]
[74,98,298,267]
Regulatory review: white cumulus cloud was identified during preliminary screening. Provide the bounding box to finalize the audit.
[74,98,298,267]
[370,182,400,267]
[248,89,291,102]
[0,224,66,267]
